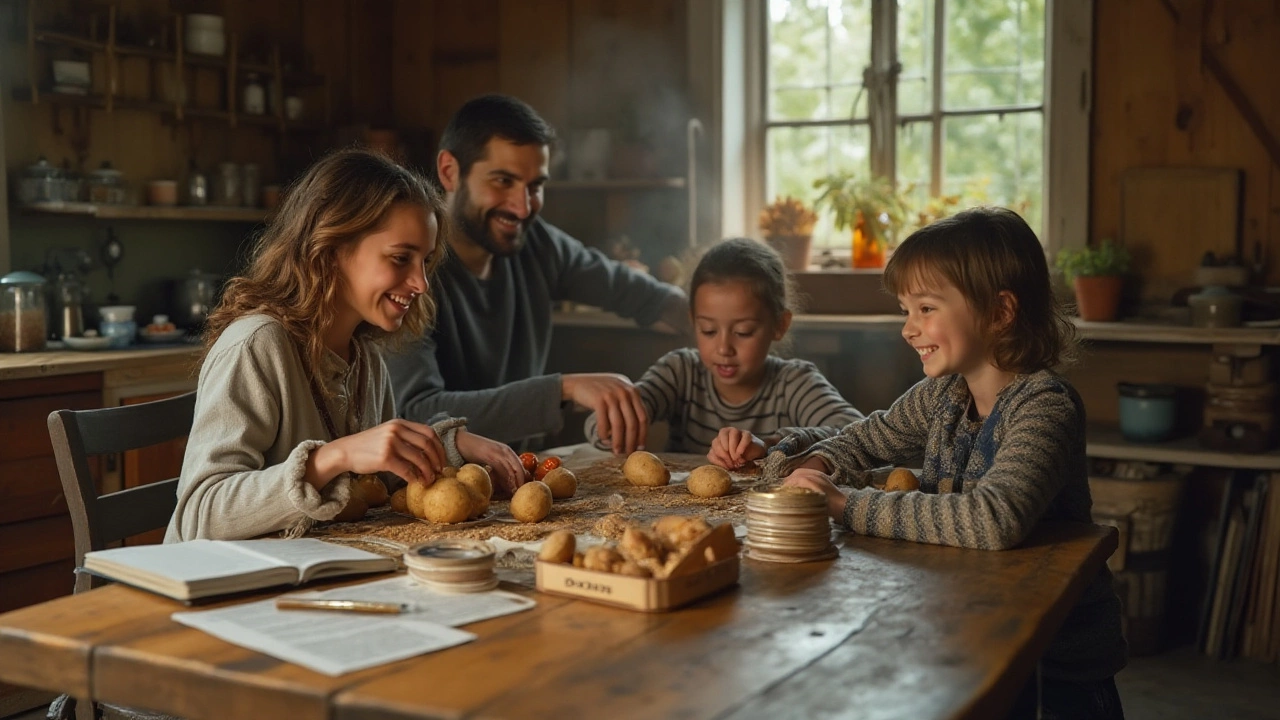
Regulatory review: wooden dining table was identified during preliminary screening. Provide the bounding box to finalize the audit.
[0,449,1117,720]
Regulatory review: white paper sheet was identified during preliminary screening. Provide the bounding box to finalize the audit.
[172,575,538,675]
[172,599,475,676]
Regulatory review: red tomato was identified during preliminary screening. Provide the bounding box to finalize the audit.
[519,452,538,474]
[534,456,561,481]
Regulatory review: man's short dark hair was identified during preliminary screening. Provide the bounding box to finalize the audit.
[439,94,556,178]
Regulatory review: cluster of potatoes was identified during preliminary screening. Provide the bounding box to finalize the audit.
[333,474,393,521]
[387,464,494,524]
[622,451,733,499]
[380,463,579,525]
[537,515,715,579]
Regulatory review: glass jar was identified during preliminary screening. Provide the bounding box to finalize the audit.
[215,162,241,206]
[87,162,127,204]
[18,157,63,205]
[0,271,49,352]
[98,305,137,349]
[243,73,266,115]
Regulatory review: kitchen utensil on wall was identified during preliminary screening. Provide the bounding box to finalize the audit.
[101,228,124,304]
[0,271,49,353]
[176,269,222,329]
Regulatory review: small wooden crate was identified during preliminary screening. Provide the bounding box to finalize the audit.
[535,556,740,612]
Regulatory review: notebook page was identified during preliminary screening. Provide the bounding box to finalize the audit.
[85,539,287,583]
[224,539,390,579]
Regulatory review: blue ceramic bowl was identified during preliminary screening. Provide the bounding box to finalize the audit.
[1117,383,1177,442]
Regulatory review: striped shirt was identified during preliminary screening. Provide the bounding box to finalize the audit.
[585,347,863,454]
[795,369,1127,682]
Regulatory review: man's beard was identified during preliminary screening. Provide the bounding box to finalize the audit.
[452,183,533,257]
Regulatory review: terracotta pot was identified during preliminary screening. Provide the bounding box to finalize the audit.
[765,235,812,272]
[1073,275,1124,321]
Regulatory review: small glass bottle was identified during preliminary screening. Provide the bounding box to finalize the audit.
[243,73,266,115]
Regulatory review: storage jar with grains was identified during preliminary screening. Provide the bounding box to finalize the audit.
[0,271,49,352]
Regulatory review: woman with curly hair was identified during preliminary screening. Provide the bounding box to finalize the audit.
[166,149,524,542]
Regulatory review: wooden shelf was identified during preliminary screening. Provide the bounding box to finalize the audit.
[1087,423,1280,470]
[548,177,687,191]
[11,88,321,131]
[1075,319,1280,346]
[20,202,268,223]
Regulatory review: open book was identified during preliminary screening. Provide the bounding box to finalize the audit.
[82,538,397,602]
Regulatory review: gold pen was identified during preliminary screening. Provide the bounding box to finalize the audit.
[275,597,407,614]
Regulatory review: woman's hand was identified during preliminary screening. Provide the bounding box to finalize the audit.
[783,467,848,521]
[307,419,445,490]
[456,430,526,497]
[707,428,767,469]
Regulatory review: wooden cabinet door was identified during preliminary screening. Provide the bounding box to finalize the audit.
[121,391,190,546]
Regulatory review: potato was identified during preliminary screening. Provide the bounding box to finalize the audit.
[333,494,368,522]
[542,467,577,499]
[405,481,429,518]
[455,464,493,516]
[538,530,576,564]
[614,560,652,578]
[510,481,553,523]
[439,465,458,478]
[351,474,389,506]
[619,526,664,563]
[687,465,732,498]
[389,487,409,514]
[653,515,711,551]
[572,552,585,568]
[583,546,623,572]
[418,478,474,524]
[884,468,920,493]
[623,451,670,487]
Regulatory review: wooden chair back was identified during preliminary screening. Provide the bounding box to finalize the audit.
[47,391,197,593]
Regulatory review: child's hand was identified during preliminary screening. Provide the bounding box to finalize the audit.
[455,430,526,496]
[782,468,848,521]
[708,428,767,469]
[311,419,446,489]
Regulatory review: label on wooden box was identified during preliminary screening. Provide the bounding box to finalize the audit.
[535,556,740,612]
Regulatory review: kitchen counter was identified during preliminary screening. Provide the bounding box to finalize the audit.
[0,345,201,382]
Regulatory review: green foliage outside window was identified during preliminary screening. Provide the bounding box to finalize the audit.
[1054,241,1133,282]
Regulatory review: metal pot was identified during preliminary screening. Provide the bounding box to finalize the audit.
[175,269,222,329]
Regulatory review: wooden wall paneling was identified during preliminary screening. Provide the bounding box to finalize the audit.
[431,0,501,133]
[0,559,76,614]
[0,455,70,526]
[302,0,353,126]
[1093,0,1280,286]
[0,391,103,463]
[497,0,571,135]
[1120,167,1240,301]
[0,515,74,576]
[347,0,395,126]
[391,0,436,131]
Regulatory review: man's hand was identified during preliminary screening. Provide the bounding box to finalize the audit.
[782,467,848,521]
[649,292,692,336]
[708,428,766,469]
[565,373,649,455]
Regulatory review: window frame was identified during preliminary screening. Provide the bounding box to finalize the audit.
[703,0,1091,258]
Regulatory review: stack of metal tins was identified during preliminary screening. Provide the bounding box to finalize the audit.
[404,539,498,593]
[743,484,838,562]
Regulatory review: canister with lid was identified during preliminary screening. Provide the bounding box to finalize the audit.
[0,271,49,352]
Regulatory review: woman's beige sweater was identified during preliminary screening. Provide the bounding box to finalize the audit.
[165,315,463,542]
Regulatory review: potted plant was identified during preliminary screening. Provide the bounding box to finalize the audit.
[758,196,818,271]
[1055,241,1132,322]
[812,173,908,269]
